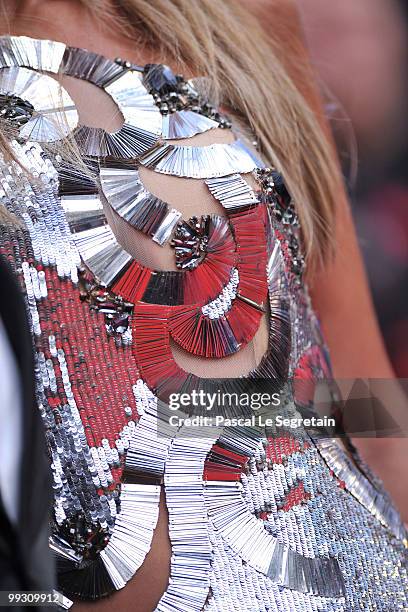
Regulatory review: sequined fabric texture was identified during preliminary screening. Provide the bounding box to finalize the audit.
[0,36,407,612]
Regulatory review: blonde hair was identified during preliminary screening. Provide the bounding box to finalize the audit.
[1,0,342,269]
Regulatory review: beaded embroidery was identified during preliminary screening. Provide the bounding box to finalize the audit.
[0,35,407,612]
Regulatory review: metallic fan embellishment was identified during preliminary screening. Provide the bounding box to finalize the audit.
[171,216,211,270]
[99,161,182,247]
[143,62,231,135]
[0,67,78,142]
[139,139,260,178]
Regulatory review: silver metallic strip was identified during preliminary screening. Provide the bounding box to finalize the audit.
[249,217,291,381]
[65,59,161,156]
[106,71,162,136]
[100,163,182,245]
[205,173,259,211]
[73,123,160,159]
[316,438,407,541]
[156,428,223,612]
[139,140,258,178]
[61,193,131,286]
[99,165,147,213]
[100,162,177,245]
[162,109,218,139]
[70,125,107,157]
[267,235,282,293]
[123,380,177,482]
[0,35,66,72]
[75,225,131,287]
[100,482,161,588]
[61,46,124,87]
[204,480,345,598]
[105,124,159,158]
[235,137,266,168]
[152,208,182,245]
[49,535,82,563]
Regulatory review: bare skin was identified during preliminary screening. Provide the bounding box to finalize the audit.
[2,1,407,610]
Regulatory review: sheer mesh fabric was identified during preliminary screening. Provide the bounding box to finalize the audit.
[104,168,270,377]
[61,76,269,376]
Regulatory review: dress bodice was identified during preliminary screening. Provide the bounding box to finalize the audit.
[0,35,406,612]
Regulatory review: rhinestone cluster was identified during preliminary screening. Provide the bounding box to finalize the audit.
[256,167,305,280]
[143,62,232,128]
[172,215,210,269]
[0,92,34,127]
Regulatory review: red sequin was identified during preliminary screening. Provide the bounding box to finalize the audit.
[279,481,311,511]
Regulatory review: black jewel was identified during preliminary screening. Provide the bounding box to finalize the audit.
[143,64,179,94]
[271,170,291,209]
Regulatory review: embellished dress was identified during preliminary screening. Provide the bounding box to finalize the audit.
[0,35,407,612]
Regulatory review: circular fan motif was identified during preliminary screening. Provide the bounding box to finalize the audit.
[202,432,345,598]
[0,36,161,156]
[0,66,78,141]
